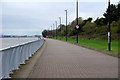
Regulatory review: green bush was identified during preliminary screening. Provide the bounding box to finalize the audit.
[111,21,119,33]
[95,26,107,35]
[82,22,97,34]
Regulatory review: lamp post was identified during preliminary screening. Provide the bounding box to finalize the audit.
[53,24,55,37]
[76,0,79,43]
[64,9,68,42]
[59,17,62,39]
[51,26,52,37]
[108,0,111,51]
[55,21,57,39]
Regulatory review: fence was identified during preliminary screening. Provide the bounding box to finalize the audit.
[0,39,44,79]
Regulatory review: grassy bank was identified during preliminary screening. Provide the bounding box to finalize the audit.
[50,37,118,55]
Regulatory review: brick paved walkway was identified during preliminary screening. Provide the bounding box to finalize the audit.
[28,39,118,78]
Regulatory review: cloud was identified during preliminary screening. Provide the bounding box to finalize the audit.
[2,28,42,35]
[1,1,119,35]
[1,0,119,3]
[0,2,2,35]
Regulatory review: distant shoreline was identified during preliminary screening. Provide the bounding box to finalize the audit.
[0,37,39,38]
[0,35,42,38]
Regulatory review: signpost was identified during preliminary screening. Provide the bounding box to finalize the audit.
[76,25,79,29]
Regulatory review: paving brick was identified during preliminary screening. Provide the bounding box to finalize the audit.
[28,39,118,78]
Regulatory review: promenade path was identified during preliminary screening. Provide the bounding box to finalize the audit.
[13,39,118,78]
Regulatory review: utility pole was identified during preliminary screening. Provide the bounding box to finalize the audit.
[76,0,79,43]
[59,17,62,39]
[55,21,57,39]
[64,10,68,42]
[108,0,111,51]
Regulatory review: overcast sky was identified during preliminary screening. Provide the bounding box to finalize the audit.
[0,0,119,35]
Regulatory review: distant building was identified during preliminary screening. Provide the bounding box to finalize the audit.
[2,35,11,38]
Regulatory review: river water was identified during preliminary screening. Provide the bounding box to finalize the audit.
[0,37,39,50]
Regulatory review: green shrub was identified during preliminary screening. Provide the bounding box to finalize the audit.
[111,21,119,33]
[82,22,97,34]
[95,26,107,35]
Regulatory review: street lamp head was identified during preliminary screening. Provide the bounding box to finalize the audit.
[64,9,67,12]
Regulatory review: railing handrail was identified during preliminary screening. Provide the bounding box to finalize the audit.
[0,39,45,79]
[0,39,43,52]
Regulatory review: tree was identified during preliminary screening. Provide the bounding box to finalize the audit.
[94,17,106,26]
[111,21,119,33]
[117,2,120,19]
[82,22,97,34]
[87,17,93,22]
[42,30,47,37]
[103,4,118,23]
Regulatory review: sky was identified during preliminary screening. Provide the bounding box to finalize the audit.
[0,0,119,36]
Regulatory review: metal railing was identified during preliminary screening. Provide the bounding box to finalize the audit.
[0,39,44,79]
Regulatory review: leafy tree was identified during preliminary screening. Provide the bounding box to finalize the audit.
[117,2,120,19]
[82,22,97,34]
[103,4,118,23]
[94,17,106,26]
[111,19,120,33]
[86,17,93,22]
[42,30,47,37]
[118,19,120,33]
[58,24,66,36]
[95,26,107,35]
[68,29,77,36]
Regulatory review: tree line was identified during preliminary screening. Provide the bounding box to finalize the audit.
[42,2,120,40]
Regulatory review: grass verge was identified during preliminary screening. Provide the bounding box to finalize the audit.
[50,37,118,56]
